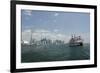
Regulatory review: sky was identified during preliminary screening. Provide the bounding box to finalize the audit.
[21,9,90,43]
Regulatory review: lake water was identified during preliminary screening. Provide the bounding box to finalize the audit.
[21,43,90,63]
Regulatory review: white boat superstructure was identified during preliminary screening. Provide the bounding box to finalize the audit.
[69,35,83,46]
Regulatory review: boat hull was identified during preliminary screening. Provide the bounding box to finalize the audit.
[69,42,83,47]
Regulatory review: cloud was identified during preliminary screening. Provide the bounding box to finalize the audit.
[53,29,59,32]
[22,29,90,43]
[54,13,59,16]
[24,10,32,16]
[22,29,68,42]
[22,29,31,41]
[35,29,50,33]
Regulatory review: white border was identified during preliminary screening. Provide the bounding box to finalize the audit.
[16,4,94,69]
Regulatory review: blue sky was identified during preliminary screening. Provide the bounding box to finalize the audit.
[21,9,90,43]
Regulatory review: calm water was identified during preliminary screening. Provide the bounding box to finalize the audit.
[21,44,90,63]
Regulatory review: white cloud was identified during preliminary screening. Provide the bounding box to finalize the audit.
[22,29,68,42]
[54,13,59,16]
[35,29,50,33]
[22,29,90,43]
[22,29,31,42]
[53,29,59,32]
[24,10,32,16]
